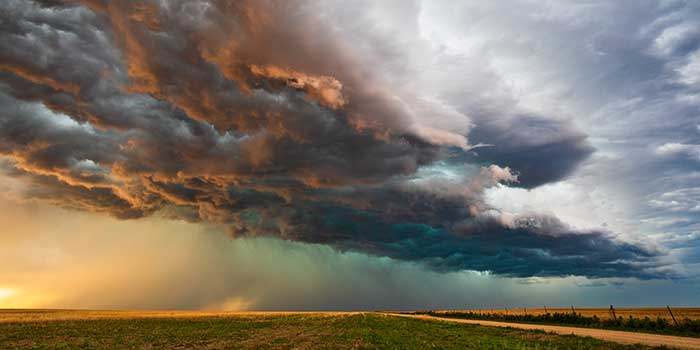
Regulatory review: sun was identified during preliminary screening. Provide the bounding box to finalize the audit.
[0,287,16,303]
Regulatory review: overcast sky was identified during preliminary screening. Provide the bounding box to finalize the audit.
[0,0,698,309]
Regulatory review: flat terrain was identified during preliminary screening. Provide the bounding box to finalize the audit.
[432,308,700,321]
[392,313,700,350]
[0,310,669,349]
[0,309,308,323]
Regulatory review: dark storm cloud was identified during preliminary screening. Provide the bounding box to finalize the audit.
[0,0,667,278]
[231,204,665,279]
[467,114,595,188]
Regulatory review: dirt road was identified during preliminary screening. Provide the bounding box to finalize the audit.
[388,313,700,349]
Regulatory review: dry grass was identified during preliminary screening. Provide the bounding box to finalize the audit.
[0,309,354,323]
[431,308,700,321]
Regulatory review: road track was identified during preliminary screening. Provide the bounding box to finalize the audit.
[387,313,700,349]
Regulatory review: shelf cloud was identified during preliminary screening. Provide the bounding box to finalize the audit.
[0,0,676,280]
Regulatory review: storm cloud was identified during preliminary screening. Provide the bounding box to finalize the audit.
[0,0,669,279]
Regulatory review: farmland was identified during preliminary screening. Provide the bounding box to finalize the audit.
[429,308,700,321]
[0,310,669,349]
[414,308,700,337]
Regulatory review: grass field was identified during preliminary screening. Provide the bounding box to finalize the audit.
[430,308,700,321]
[0,310,670,349]
[414,308,700,338]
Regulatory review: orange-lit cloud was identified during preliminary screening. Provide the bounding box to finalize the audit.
[249,64,347,109]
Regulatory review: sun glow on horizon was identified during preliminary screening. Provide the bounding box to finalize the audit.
[0,287,17,307]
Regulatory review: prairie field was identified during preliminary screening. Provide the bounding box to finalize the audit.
[0,309,668,350]
[418,308,700,338]
[0,309,312,323]
[432,308,700,321]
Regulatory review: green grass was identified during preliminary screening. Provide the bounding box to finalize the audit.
[0,313,669,350]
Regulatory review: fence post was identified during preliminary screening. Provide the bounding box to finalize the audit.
[667,305,679,327]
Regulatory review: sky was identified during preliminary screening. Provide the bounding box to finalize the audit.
[0,0,699,310]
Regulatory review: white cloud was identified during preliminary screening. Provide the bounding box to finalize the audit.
[676,50,700,86]
[652,22,699,57]
[655,143,700,160]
